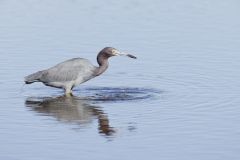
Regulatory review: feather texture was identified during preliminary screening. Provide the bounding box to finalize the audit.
[25,58,97,89]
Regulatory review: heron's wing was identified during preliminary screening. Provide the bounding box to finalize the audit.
[40,58,96,82]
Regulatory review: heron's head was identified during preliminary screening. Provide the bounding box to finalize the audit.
[100,47,137,59]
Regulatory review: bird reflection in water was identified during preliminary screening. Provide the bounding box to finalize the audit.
[25,96,115,136]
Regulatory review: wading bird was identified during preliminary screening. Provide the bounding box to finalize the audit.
[24,47,137,95]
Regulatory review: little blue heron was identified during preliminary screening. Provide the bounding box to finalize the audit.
[24,47,137,95]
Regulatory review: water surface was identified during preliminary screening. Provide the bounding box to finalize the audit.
[0,0,240,160]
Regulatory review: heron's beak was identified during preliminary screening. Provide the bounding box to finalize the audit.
[115,51,137,59]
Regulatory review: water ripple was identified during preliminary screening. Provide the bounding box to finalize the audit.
[75,87,162,102]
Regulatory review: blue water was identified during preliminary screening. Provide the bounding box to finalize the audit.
[0,0,240,160]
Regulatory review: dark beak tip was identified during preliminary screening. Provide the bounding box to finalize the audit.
[127,54,137,59]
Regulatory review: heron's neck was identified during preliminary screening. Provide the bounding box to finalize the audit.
[95,53,109,76]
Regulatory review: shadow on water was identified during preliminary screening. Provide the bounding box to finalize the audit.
[25,96,116,137]
[25,87,161,137]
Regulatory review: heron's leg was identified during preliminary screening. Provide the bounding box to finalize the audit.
[64,86,73,96]
[65,92,73,97]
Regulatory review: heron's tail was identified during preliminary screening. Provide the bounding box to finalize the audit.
[24,71,44,84]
